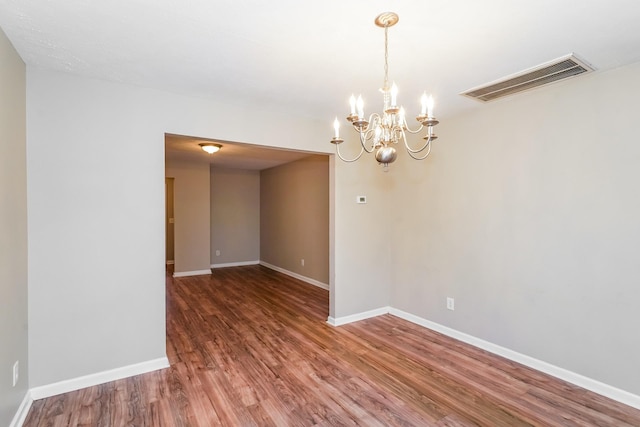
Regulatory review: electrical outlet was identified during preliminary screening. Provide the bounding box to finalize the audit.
[446,297,455,311]
[215,250,220,257]
[12,361,18,387]
[301,259,305,266]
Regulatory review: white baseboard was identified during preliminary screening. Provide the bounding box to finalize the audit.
[29,357,170,401]
[388,308,640,411]
[259,261,329,290]
[327,306,390,326]
[9,390,33,427]
[212,260,259,268]
[172,269,211,278]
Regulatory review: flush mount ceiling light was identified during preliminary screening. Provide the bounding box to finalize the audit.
[330,12,441,169]
[199,143,222,154]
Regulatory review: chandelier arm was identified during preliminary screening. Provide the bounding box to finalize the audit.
[358,130,377,153]
[335,144,365,162]
[370,112,382,122]
[406,139,432,160]
[402,122,425,135]
[396,126,407,145]
[355,113,382,153]
[404,134,434,154]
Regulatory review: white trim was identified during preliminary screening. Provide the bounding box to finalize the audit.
[259,261,329,290]
[165,260,174,265]
[29,357,170,400]
[9,390,33,427]
[212,260,260,268]
[388,308,640,410]
[172,269,211,278]
[327,306,391,326]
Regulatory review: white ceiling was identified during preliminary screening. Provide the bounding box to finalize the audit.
[2,0,640,167]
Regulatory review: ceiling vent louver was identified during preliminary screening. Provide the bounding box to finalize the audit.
[461,54,594,102]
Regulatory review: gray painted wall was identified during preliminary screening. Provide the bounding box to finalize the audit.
[332,153,391,318]
[0,27,29,426]
[211,167,260,265]
[27,70,168,387]
[166,159,211,274]
[260,156,329,284]
[390,62,640,395]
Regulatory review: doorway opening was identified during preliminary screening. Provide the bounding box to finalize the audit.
[164,134,331,297]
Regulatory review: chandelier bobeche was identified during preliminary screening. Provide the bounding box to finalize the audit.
[330,12,440,169]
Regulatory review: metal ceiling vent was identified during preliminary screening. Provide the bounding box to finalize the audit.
[461,54,594,102]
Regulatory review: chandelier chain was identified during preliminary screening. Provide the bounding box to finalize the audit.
[383,24,389,90]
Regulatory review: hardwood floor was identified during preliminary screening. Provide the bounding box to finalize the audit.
[24,265,640,426]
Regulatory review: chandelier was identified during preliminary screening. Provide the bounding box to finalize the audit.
[330,12,440,169]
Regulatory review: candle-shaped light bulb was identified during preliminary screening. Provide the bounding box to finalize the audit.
[390,82,398,106]
[349,95,356,116]
[398,107,406,127]
[333,117,340,138]
[420,92,428,116]
[427,94,435,118]
[356,95,364,119]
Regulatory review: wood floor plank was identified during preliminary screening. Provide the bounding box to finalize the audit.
[23,265,640,426]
